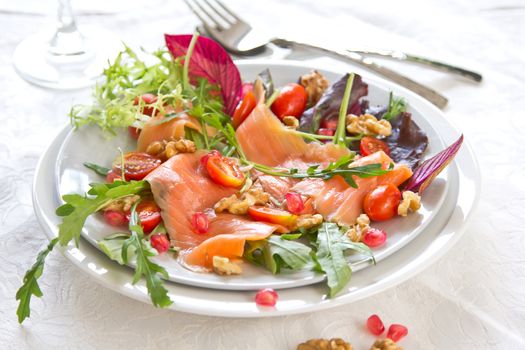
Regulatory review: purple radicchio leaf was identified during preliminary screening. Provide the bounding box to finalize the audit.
[404,134,463,193]
[298,73,368,133]
[164,34,242,116]
[385,112,429,170]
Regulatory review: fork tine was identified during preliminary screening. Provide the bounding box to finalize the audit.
[190,0,228,30]
[210,0,243,22]
[184,0,219,29]
[202,0,236,25]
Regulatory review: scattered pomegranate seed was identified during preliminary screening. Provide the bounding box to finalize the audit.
[150,233,170,253]
[200,150,221,166]
[103,210,128,227]
[387,324,408,342]
[320,117,338,130]
[366,314,385,336]
[362,228,387,248]
[317,128,335,136]
[191,212,209,234]
[285,192,304,214]
[255,288,278,307]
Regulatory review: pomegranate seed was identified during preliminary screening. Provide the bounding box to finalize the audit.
[200,150,221,166]
[191,212,209,234]
[150,233,170,253]
[317,128,335,136]
[103,210,128,227]
[255,288,278,307]
[362,227,387,248]
[285,192,304,214]
[320,117,338,130]
[366,314,385,336]
[387,324,408,342]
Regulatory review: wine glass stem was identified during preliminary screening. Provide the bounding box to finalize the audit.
[49,0,87,56]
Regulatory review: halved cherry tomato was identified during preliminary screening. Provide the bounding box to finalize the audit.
[285,192,304,214]
[206,156,245,188]
[106,170,122,183]
[112,152,162,181]
[133,93,158,116]
[103,210,128,227]
[360,136,390,156]
[363,184,401,221]
[128,126,141,139]
[200,150,222,167]
[270,83,308,120]
[126,199,162,233]
[191,212,209,234]
[247,206,297,227]
[232,90,256,129]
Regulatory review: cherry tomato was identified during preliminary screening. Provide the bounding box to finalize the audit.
[128,126,141,139]
[362,227,387,248]
[270,83,308,120]
[247,206,297,227]
[255,288,278,307]
[103,210,128,227]
[112,152,162,181]
[232,90,257,128]
[285,192,304,214]
[106,170,122,183]
[206,156,245,188]
[360,136,390,156]
[150,233,170,253]
[133,93,158,116]
[363,184,402,221]
[126,200,162,233]
[191,212,209,234]
[200,150,222,167]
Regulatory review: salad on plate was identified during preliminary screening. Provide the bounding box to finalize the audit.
[16,33,463,323]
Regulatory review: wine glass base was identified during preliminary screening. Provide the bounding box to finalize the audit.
[13,26,122,90]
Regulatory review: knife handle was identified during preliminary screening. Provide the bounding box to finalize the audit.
[273,38,448,109]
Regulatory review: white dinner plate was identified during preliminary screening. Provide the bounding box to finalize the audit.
[33,59,480,317]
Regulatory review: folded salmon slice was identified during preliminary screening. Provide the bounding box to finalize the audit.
[145,151,285,269]
[137,113,216,152]
[236,103,412,225]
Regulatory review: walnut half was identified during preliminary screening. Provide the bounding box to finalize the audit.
[299,70,329,107]
[214,188,270,215]
[346,114,392,137]
[346,213,370,242]
[212,256,242,275]
[297,338,352,350]
[397,190,421,217]
[370,339,403,350]
[146,138,196,161]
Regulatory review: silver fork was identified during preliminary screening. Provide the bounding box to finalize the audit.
[184,0,462,109]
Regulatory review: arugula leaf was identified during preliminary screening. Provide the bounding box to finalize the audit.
[121,204,173,308]
[184,126,206,150]
[382,92,407,121]
[15,238,58,324]
[56,180,148,247]
[98,233,133,265]
[83,162,110,176]
[315,223,352,297]
[264,236,313,274]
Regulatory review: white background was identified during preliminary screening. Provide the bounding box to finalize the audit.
[1,0,524,349]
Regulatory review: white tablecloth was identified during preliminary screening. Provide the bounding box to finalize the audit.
[2,0,524,348]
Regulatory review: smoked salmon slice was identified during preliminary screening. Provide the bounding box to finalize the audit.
[137,113,214,152]
[145,151,285,269]
[236,103,412,225]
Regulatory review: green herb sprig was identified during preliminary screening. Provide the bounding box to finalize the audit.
[382,91,407,120]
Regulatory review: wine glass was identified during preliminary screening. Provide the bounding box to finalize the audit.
[12,0,122,89]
